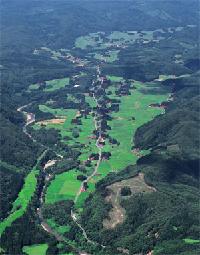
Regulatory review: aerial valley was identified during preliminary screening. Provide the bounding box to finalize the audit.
[0,1,199,255]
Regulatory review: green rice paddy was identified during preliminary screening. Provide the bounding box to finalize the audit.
[45,169,82,203]
[75,33,103,49]
[44,78,70,92]
[28,77,69,92]
[106,75,125,82]
[39,105,75,117]
[42,76,169,210]
[93,50,119,63]
[23,244,48,255]
[95,80,168,178]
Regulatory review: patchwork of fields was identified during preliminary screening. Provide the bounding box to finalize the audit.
[1,29,175,254]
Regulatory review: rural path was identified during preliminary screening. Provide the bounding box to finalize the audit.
[17,103,36,141]
[17,104,70,246]
[17,64,106,251]
[71,66,106,248]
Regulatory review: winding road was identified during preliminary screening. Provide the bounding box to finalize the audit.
[17,103,36,141]
[70,67,106,248]
[17,64,106,252]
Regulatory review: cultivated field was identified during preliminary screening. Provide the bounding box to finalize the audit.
[23,244,48,255]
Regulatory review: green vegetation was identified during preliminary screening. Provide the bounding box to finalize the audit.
[38,105,74,117]
[93,50,119,63]
[44,78,70,92]
[23,244,48,255]
[0,167,38,236]
[45,169,82,203]
[97,81,168,176]
[1,1,199,254]
[183,238,200,244]
[106,75,124,82]
[0,160,20,173]
[28,83,40,91]
[47,219,71,234]
[75,34,103,49]
[0,151,46,236]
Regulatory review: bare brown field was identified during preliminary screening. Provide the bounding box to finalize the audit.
[37,118,66,125]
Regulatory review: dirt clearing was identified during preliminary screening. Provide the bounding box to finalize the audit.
[103,173,156,229]
[37,118,66,125]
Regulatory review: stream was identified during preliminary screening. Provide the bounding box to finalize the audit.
[17,64,106,253]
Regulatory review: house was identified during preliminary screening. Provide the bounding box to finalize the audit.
[80,186,86,192]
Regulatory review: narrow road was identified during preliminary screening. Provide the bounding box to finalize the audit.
[17,104,71,246]
[17,64,106,251]
[70,67,106,248]
[17,103,36,141]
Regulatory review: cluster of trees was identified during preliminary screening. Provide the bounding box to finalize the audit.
[0,164,24,219]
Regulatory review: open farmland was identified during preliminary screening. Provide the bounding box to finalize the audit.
[45,169,82,203]
[3,26,193,254]
[44,78,70,92]
[25,33,170,245]
[23,244,48,255]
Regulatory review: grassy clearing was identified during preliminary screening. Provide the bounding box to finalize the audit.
[107,31,153,44]
[0,170,38,236]
[44,78,70,92]
[47,219,71,234]
[60,253,74,255]
[39,105,75,117]
[106,75,125,82]
[108,31,138,42]
[75,34,103,49]
[0,151,46,236]
[38,104,97,161]
[183,238,200,244]
[23,244,48,255]
[96,80,169,178]
[93,50,119,63]
[28,77,69,93]
[85,96,97,108]
[28,83,40,91]
[75,182,96,209]
[38,100,98,163]
[45,169,82,203]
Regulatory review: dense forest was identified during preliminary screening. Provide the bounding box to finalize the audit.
[0,0,199,255]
